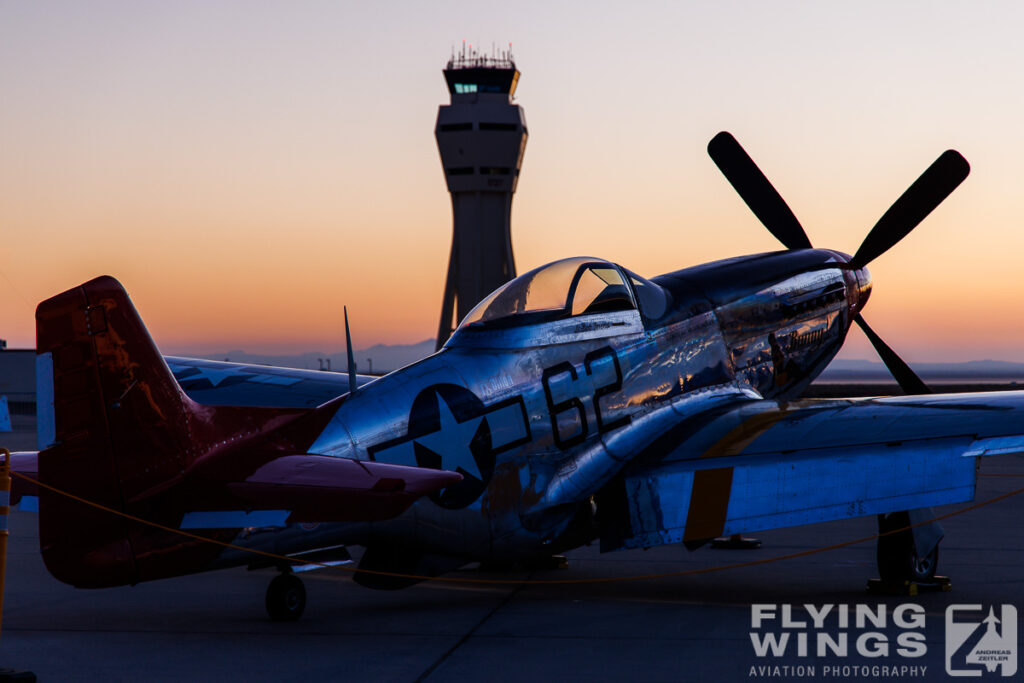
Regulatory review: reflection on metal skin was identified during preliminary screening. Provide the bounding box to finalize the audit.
[293,250,867,560]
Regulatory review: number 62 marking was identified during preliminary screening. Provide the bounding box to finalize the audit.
[541,346,630,450]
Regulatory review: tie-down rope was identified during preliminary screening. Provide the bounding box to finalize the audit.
[8,470,1024,586]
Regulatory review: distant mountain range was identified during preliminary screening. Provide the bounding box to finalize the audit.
[185,341,1024,383]
[819,358,1024,382]
[191,339,437,375]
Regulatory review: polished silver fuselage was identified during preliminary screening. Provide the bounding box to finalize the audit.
[240,249,863,564]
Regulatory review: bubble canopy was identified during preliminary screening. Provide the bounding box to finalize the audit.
[457,257,670,331]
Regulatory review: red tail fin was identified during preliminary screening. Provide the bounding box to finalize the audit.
[35,276,307,586]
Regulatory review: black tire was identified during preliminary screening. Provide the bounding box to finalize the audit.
[911,544,939,582]
[876,513,939,582]
[266,573,306,622]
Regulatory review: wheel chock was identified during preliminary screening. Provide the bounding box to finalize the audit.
[866,575,952,596]
[710,534,762,549]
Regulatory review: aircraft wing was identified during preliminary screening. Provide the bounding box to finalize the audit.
[165,356,379,408]
[596,390,1024,552]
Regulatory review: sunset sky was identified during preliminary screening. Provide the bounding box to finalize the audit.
[3,1,1024,362]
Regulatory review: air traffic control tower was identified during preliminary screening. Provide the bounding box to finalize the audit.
[435,49,527,349]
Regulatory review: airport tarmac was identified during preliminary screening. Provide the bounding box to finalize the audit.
[2,412,1023,682]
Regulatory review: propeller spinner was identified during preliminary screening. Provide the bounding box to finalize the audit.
[708,132,970,395]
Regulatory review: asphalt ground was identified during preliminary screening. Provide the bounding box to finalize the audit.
[2,412,1023,682]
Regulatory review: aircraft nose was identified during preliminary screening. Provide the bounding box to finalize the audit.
[851,266,872,315]
[834,251,871,317]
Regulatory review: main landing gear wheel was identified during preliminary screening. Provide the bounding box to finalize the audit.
[876,512,939,583]
[266,572,306,621]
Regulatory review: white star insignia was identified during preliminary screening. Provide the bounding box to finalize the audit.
[414,392,484,481]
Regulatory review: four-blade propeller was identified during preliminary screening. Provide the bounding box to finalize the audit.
[708,132,970,395]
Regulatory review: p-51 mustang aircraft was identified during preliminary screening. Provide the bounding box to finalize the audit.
[11,132,1022,621]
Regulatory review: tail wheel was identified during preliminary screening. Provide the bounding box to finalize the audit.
[876,512,939,583]
[266,573,306,621]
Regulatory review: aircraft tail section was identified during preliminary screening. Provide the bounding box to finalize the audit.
[34,276,461,588]
[34,276,305,587]
[39,276,195,495]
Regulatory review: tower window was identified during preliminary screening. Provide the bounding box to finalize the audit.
[446,167,474,176]
[480,167,511,175]
[439,123,473,132]
[479,122,518,132]
[454,83,478,94]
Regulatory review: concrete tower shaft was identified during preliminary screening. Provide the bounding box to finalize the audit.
[435,53,527,349]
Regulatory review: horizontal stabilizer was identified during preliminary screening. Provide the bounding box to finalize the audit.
[9,451,39,505]
[227,455,463,522]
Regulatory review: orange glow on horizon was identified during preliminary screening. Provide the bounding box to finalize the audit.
[5,3,1024,363]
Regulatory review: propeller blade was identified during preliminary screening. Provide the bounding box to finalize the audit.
[708,131,813,250]
[851,150,969,268]
[854,315,930,395]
